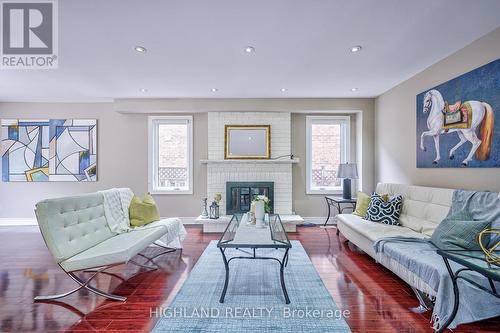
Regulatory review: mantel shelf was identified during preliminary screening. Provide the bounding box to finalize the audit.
[200,158,300,165]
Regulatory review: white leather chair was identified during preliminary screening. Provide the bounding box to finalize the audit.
[34,192,178,301]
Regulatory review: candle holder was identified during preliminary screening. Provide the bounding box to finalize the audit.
[201,198,208,218]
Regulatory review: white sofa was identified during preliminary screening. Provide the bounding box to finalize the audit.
[337,183,454,298]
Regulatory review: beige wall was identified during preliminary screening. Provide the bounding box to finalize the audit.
[292,113,356,217]
[375,27,500,192]
[118,98,375,217]
[1,98,374,218]
[0,103,207,218]
[290,98,375,217]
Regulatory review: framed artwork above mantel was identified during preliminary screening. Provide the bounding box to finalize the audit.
[224,125,271,159]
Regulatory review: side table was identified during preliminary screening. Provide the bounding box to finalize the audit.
[323,196,357,233]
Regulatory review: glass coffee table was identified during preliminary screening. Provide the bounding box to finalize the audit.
[217,213,292,304]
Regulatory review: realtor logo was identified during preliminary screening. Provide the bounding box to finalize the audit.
[1,0,58,69]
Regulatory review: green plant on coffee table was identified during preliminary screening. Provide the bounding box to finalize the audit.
[253,195,271,213]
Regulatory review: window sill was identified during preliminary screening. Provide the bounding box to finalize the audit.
[149,189,193,195]
[306,189,343,195]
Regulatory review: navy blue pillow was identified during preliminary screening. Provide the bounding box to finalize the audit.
[364,192,403,226]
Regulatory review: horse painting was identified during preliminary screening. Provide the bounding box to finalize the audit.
[420,89,494,166]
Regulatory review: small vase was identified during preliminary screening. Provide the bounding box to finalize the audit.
[255,201,265,228]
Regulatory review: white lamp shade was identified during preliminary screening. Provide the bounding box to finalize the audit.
[337,163,358,179]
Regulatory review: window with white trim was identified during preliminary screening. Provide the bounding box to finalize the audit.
[306,116,350,194]
[148,116,193,194]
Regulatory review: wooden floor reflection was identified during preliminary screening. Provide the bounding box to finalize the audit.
[0,225,498,332]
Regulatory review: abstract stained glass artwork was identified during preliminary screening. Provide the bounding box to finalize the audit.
[1,119,97,182]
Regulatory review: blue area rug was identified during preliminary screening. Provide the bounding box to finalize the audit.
[152,241,351,332]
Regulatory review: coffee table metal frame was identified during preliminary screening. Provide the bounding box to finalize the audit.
[436,249,499,333]
[217,214,292,304]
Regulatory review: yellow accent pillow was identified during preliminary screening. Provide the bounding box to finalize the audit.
[353,192,389,217]
[129,193,160,227]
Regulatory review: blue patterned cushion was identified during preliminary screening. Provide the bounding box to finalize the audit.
[431,212,490,250]
[364,192,403,226]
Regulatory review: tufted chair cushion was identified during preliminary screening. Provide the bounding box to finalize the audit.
[376,183,453,236]
[59,225,167,272]
[35,193,115,263]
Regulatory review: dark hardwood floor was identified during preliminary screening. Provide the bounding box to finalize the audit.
[0,225,498,332]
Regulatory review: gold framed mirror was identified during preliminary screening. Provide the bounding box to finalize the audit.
[224,125,271,159]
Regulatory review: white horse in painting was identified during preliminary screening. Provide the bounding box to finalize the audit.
[420,89,494,166]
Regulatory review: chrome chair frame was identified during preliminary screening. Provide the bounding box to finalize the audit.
[34,208,180,302]
[34,246,179,302]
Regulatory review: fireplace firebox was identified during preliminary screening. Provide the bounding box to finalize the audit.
[226,182,274,215]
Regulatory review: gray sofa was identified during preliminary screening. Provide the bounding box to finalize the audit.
[34,191,186,301]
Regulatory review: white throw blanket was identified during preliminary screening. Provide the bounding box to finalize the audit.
[100,188,132,233]
[151,217,187,248]
[99,188,186,248]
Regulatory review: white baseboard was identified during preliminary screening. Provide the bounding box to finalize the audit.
[0,217,201,226]
[179,216,328,225]
[302,217,329,224]
[0,218,37,226]
[178,217,200,225]
[173,216,330,225]
[0,216,329,226]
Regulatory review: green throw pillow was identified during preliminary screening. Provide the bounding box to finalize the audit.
[353,192,389,217]
[430,211,490,250]
[129,193,161,227]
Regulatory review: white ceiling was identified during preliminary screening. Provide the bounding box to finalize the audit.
[1,0,499,102]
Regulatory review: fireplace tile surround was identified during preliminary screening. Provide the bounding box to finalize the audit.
[207,112,293,215]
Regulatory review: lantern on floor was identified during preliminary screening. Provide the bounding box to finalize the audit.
[209,201,220,219]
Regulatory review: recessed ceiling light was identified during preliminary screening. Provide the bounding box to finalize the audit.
[140,88,148,93]
[244,46,255,53]
[211,88,218,92]
[280,88,288,92]
[351,88,358,92]
[350,45,362,53]
[135,46,147,53]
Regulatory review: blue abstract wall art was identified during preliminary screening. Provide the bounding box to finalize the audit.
[1,119,97,182]
[416,58,499,168]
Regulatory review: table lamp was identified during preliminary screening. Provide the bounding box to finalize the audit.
[337,162,358,200]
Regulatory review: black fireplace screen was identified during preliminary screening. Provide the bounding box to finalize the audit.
[226,182,274,215]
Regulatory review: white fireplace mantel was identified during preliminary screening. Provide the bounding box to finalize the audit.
[207,111,294,215]
[200,158,300,165]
